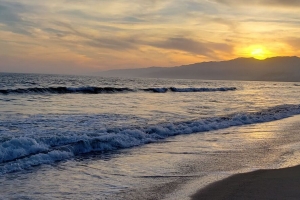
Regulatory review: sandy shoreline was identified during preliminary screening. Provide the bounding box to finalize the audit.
[191,165,300,200]
[161,115,300,200]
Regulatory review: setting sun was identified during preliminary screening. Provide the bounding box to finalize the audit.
[250,46,268,60]
[240,45,271,60]
[251,48,265,59]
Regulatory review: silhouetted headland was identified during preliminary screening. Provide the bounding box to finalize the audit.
[100,56,300,82]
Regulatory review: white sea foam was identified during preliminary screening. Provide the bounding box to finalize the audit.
[0,104,300,174]
[0,137,49,163]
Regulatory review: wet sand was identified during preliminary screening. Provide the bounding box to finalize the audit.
[83,115,300,200]
[191,165,300,200]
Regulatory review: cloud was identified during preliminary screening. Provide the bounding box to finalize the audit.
[0,0,299,73]
[214,0,300,7]
[285,37,300,50]
[85,37,138,51]
[210,17,239,30]
[51,21,140,51]
[148,37,232,57]
[0,2,34,36]
[243,18,300,24]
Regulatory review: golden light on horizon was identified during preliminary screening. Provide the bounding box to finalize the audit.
[240,45,272,60]
[251,48,265,60]
[249,45,269,60]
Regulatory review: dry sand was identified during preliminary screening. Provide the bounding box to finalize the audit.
[191,165,300,200]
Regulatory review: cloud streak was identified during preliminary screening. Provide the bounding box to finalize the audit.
[214,0,300,7]
[149,37,232,57]
[0,0,299,74]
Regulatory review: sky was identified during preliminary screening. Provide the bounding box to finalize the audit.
[0,0,300,74]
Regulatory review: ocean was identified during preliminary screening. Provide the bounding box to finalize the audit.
[1,73,300,199]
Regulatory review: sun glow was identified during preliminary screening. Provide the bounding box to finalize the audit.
[251,48,264,58]
[248,45,271,60]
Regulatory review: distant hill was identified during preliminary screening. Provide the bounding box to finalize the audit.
[99,56,300,82]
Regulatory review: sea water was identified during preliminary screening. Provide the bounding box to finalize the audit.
[1,73,300,199]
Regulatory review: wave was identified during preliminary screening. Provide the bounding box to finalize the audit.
[0,86,236,95]
[0,104,300,174]
[0,87,134,94]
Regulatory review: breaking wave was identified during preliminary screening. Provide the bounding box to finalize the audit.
[1,104,300,174]
[0,86,237,95]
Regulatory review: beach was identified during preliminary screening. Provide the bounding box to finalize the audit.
[1,0,300,198]
[192,165,300,200]
[113,115,300,200]
[1,74,300,199]
[2,111,300,200]
[190,115,300,200]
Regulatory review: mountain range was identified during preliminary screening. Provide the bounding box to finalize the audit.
[99,56,300,82]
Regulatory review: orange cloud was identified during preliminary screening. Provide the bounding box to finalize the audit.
[0,0,300,74]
